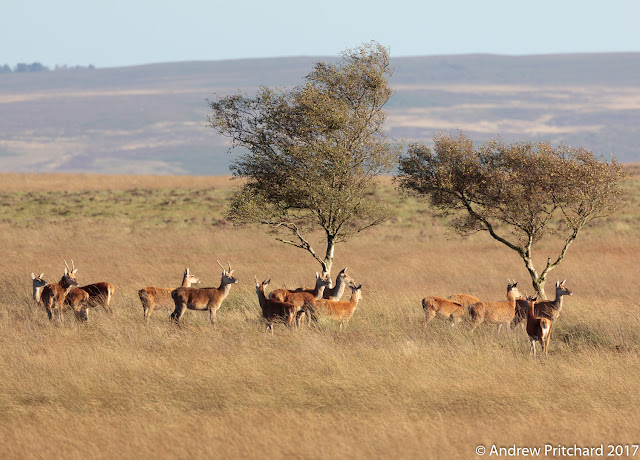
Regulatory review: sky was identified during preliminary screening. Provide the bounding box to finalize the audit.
[3,0,640,69]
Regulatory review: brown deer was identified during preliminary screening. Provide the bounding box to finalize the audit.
[170,261,237,326]
[422,296,464,326]
[254,277,297,333]
[32,271,89,321]
[66,260,115,315]
[447,293,480,308]
[40,265,88,321]
[523,293,553,357]
[468,280,522,332]
[310,282,363,329]
[270,272,331,326]
[139,268,201,322]
[512,280,573,327]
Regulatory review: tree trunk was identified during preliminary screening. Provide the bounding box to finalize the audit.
[322,235,335,275]
[521,252,547,299]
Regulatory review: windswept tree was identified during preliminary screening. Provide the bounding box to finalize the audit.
[397,131,627,298]
[207,42,400,274]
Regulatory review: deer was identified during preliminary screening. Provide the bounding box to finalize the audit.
[254,277,297,333]
[40,264,91,322]
[32,271,89,321]
[422,296,464,326]
[447,293,480,308]
[270,272,331,326]
[65,260,115,315]
[512,280,573,327]
[31,273,47,303]
[310,282,363,329]
[170,261,237,326]
[321,267,351,301]
[468,280,522,332]
[523,293,553,358]
[139,268,201,322]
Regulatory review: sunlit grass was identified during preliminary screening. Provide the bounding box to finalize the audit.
[0,170,639,458]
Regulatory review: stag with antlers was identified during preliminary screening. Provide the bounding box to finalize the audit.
[170,261,238,327]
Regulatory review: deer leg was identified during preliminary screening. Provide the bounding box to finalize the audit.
[424,309,436,326]
[543,334,550,357]
[209,307,216,327]
[170,303,186,323]
[45,301,53,321]
[145,302,155,323]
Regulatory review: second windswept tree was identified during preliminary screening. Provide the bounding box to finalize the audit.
[397,131,627,298]
[206,42,400,275]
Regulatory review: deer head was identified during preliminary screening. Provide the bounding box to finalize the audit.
[217,260,238,286]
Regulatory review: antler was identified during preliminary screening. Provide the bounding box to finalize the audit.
[217,260,226,273]
[64,260,70,272]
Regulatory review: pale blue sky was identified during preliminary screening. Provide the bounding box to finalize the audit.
[3,0,640,68]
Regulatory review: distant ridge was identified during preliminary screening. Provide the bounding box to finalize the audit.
[1,52,638,174]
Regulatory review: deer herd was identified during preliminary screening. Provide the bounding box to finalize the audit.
[30,260,571,358]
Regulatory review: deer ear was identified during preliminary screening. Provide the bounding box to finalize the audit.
[40,273,44,279]
[31,273,36,279]
[72,268,78,274]
[561,279,566,285]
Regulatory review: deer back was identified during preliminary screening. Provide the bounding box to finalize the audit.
[447,294,480,308]
[80,282,114,305]
[172,286,226,308]
[314,284,362,320]
[422,296,462,316]
[65,288,90,309]
[139,287,173,308]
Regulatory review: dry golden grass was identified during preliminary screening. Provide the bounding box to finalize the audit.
[0,172,639,459]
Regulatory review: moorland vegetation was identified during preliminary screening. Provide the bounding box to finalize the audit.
[0,169,638,458]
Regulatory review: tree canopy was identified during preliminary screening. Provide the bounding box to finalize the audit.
[397,131,627,297]
[207,42,400,274]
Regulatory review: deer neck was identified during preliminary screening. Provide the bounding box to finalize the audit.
[553,288,565,310]
[313,285,327,300]
[507,290,518,308]
[59,277,75,291]
[332,276,347,299]
[256,288,267,309]
[218,279,233,299]
[182,276,193,288]
[33,284,44,302]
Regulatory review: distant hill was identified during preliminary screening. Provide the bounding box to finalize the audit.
[1,53,638,175]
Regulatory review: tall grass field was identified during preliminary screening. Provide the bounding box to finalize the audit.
[1,170,639,459]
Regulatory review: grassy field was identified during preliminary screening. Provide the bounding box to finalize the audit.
[0,171,639,459]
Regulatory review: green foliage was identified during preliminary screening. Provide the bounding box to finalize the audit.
[207,42,400,272]
[0,188,229,228]
[397,131,628,295]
